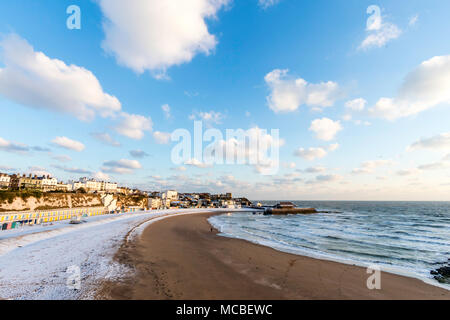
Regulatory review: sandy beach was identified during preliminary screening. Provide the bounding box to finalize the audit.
[98,212,450,300]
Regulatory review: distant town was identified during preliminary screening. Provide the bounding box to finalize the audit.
[0,172,252,210]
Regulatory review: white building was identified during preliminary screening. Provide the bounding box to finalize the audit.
[87,180,102,192]
[104,182,118,192]
[72,181,87,191]
[161,190,178,208]
[149,197,162,209]
[37,175,58,191]
[56,183,73,192]
[164,190,178,201]
[0,173,10,189]
[77,178,118,193]
[41,176,58,187]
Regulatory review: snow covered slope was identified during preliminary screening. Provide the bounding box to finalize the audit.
[0,209,252,300]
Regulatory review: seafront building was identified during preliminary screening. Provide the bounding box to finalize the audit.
[1,172,121,194]
[161,190,178,208]
[0,173,10,189]
[75,178,119,193]
[149,197,162,209]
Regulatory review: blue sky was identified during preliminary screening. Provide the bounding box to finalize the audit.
[0,0,450,200]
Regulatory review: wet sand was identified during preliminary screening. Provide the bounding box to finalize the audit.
[98,212,450,300]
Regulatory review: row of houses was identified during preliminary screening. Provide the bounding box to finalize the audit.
[147,190,252,210]
[0,173,125,194]
[0,173,65,192]
[73,177,119,193]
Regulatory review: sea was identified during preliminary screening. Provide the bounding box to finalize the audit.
[208,201,450,289]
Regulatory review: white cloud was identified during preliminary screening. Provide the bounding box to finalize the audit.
[445,154,450,161]
[418,162,449,171]
[129,150,149,158]
[27,166,51,177]
[254,159,280,175]
[102,159,142,174]
[0,165,15,172]
[359,7,401,50]
[115,112,153,140]
[328,143,340,152]
[179,126,283,174]
[345,98,367,111]
[184,91,199,98]
[282,162,296,169]
[0,137,50,154]
[304,166,326,173]
[397,168,421,176]
[407,132,450,151]
[409,14,419,26]
[52,155,72,162]
[52,165,92,175]
[342,114,352,122]
[352,159,395,174]
[265,69,340,113]
[52,137,85,152]
[356,120,371,126]
[305,174,342,185]
[214,127,284,173]
[370,56,450,120]
[171,166,187,172]
[98,0,229,76]
[0,137,29,153]
[90,132,121,147]
[189,110,224,125]
[294,147,327,161]
[93,171,111,181]
[162,104,171,119]
[153,131,171,144]
[294,142,338,161]
[0,34,121,121]
[309,118,342,141]
[316,174,342,182]
[185,158,212,168]
[258,0,280,9]
[360,23,401,50]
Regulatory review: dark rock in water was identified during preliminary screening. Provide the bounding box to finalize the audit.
[434,275,450,284]
[437,266,450,277]
[264,207,318,215]
[317,210,343,214]
[431,264,450,284]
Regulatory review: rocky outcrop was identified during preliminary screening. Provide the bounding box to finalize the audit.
[431,263,450,284]
[0,193,101,212]
[70,194,102,208]
[264,207,318,215]
[115,194,147,209]
[0,192,148,213]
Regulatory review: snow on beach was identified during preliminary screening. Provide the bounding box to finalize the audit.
[0,208,250,300]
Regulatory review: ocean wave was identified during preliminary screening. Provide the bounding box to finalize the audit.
[209,201,450,290]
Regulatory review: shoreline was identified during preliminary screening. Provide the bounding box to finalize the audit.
[208,216,450,292]
[98,211,450,300]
